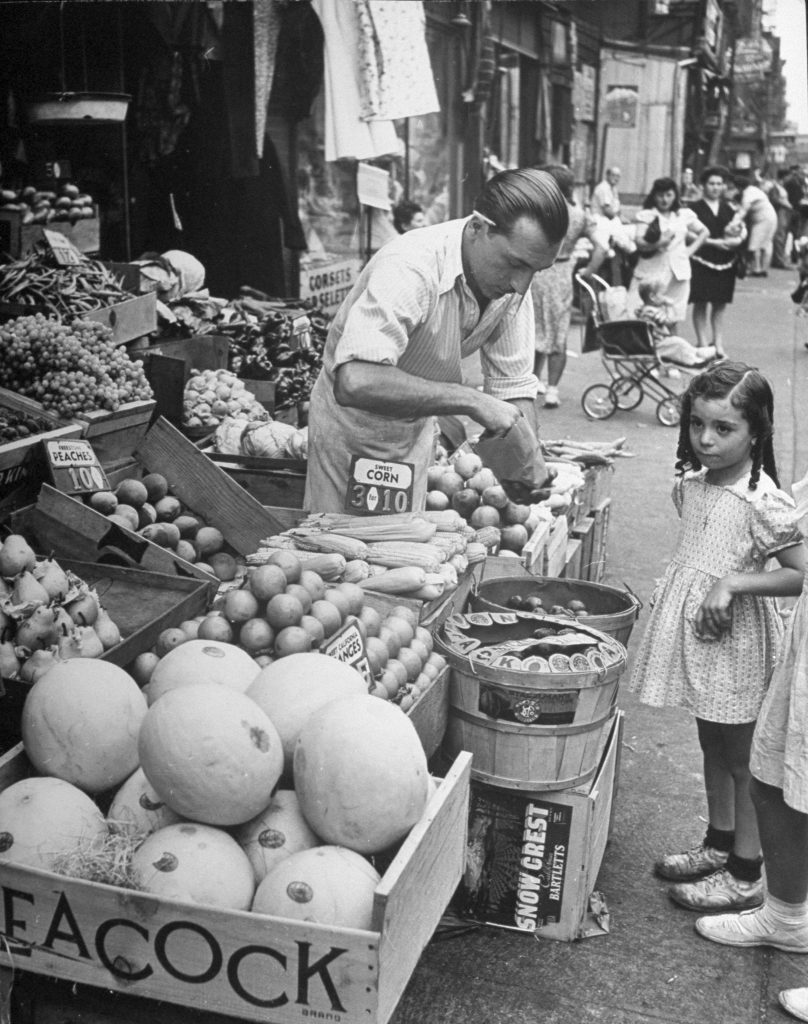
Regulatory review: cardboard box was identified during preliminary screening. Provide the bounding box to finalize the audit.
[0,387,82,514]
[0,746,471,1024]
[542,516,569,578]
[452,711,623,941]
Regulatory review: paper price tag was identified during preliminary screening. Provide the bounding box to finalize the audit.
[42,228,83,266]
[43,438,110,496]
[321,619,372,688]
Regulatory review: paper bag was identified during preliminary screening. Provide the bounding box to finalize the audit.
[473,415,545,500]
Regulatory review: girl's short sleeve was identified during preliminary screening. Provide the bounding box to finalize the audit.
[751,492,803,556]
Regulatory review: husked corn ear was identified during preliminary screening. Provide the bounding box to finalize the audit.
[289,532,369,560]
[429,532,468,556]
[289,552,346,580]
[411,573,447,601]
[465,542,489,564]
[449,552,470,575]
[436,563,459,590]
[342,559,371,582]
[473,526,501,550]
[358,566,427,594]
[299,513,437,543]
[366,542,446,572]
[419,509,466,532]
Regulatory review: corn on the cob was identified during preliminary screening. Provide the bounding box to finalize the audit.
[358,566,427,594]
[298,513,437,543]
[287,552,346,581]
[436,563,459,590]
[365,542,446,573]
[473,526,501,551]
[429,532,468,557]
[290,531,369,560]
[411,573,447,601]
[418,509,466,532]
[342,559,371,582]
[465,543,487,565]
[449,552,469,575]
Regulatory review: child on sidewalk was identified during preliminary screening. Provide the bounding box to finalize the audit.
[695,468,808,1021]
[629,362,805,912]
[635,278,719,367]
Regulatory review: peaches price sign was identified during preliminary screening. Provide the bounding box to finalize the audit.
[43,438,109,496]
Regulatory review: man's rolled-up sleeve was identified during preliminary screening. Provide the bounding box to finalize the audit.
[479,289,540,401]
[331,259,432,369]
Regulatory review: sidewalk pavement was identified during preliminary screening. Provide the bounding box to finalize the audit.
[391,266,808,1024]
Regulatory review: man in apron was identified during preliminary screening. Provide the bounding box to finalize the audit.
[305,168,568,516]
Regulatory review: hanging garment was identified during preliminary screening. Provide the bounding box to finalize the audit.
[311,0,398,162]
[354,1,440,121]
[253,0,283,160]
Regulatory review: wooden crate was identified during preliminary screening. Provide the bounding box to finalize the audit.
[407,664,449,760]
[136,417,293,551]
[207,452,307,510]
[140,336,230,428]
[562,536,583,580]
[11,486,217,585]
[0,745,471,1024]
[84,292,157,347]
[74,399,157,474]
[589,498,612,584]
[0,210,100,258]
[0,387,83,514]
[0,560,212,751]
[571,516,596,582]
[542,516,569,579]
[521,518,552,575]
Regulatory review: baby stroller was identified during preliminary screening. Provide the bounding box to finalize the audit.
[576,274,713,427]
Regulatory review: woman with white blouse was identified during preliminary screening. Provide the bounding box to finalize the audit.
[628,177,709,331]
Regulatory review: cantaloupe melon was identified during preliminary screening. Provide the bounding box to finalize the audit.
[131,822,255,910]
[294,694,428,854]
[246,653,367,773]
[144,639,261,705]
[107,767,184,835]
[21,659,147,793]
[251,845,380,929]
[138,682,283,826]
[235,789,319,883]
[0,776,107,871]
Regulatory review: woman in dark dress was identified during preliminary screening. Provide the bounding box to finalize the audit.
[689,166,747,358]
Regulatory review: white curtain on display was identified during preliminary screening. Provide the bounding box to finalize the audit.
[311,0,439,162]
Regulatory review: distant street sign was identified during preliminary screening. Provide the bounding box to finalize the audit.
[733,37,773,82]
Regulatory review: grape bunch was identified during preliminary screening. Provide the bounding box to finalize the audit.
[0,313,153,418]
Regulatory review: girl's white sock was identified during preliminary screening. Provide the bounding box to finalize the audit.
[764,894,808,927]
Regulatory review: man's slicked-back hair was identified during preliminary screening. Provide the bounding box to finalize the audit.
[473,168,569,243]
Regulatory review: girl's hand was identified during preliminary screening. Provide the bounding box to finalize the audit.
[695,579,735,637]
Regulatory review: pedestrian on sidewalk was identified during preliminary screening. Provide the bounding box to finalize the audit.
[530,163,603,410]
[628,362,804,912]
[695,471,808,1023]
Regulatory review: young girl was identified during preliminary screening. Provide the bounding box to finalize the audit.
[695,470,808,1021]
[630,362,805,912]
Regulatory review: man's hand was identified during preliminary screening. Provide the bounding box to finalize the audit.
[473,393,524,435]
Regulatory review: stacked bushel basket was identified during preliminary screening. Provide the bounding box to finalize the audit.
[437,574,640,938]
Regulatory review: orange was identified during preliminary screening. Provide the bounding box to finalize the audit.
[239,618,275,654]
[197,615,234,643]
[266,593,305,631]
[365,636,389,676]
[382,615,415,648]
[284,583,313,615]
[267,550,302,584]
[413,625,433,653]
[223,588,260,624]
[323,588,352,621]
[155,627,188,658]
[300,614,326,646]
[336,582,364,616]
[396,646,422,682]
[248,564,287,602]
[390,605,418,629]
[274,625,312,658]
[299,570,326,603]
[309,599,343,638]
[358,605,382,637]
[378,625,401,659]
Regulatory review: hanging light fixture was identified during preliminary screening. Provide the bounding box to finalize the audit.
[26,3,130,124]
[451,3,472,28]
